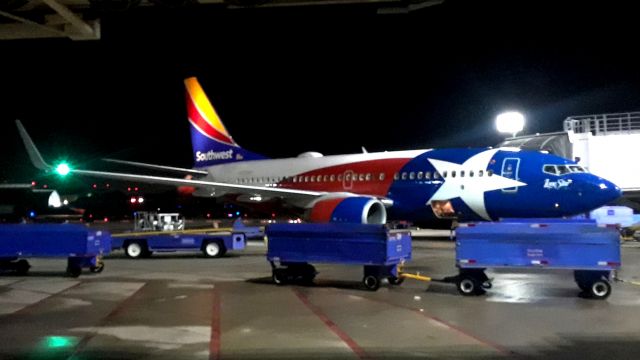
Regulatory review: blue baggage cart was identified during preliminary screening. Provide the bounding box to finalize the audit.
[0,223,111,277]
[453,218,621,299]
[266,223,412,291]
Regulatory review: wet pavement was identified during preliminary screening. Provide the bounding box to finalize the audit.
[1,240,639,359]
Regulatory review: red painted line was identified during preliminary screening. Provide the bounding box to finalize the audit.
[72,282,148,356]
[292,288,369,360]
[359,295,512,356]
[209,289,221,360]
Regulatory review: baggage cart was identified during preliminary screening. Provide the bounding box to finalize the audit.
[266,223,411,291]
[453,219,621,299]
[0,223,111,277]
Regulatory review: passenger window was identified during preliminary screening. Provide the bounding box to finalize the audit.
[358,174,364,181]
[469,170,474,177]
[366,173,372,181]
[401,172,408,180]
[443,171,448,178]
[338,174,343,181]
[460,170,465,177]
[330,174,335,181]
[478,170,484,177]
[417,171,424,179]
[451,171,456,178]
[310,176,315,182]
[304,176,309,182]
[317,175,322,182]
[487,170,493,176]
[425,171,431,179]
[433,172,440,179]
[323,175,328,182]
[409,172,415,180]
[394,173,399,180]
[345,174,351,181]
[379,173,385,181]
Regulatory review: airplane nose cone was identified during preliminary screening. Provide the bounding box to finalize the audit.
[595,178,622,203]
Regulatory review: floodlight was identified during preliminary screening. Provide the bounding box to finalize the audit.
[496,111,525,137]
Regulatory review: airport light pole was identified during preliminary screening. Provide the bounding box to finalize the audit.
[496,111,525,138]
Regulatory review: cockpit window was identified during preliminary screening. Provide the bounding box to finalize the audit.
[543,165,558,175]
[543,164,582,176]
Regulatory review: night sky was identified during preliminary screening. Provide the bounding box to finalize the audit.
[1,0,639,184]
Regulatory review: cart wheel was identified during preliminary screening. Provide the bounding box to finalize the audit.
[203,240,226,258]
[66,266,82,278]
[363,275,380,291]
[457,276,482,296]
[90,262,105,273]
[125,241,145,259]
[587,280,611,300]
[273,269,287,285]
[15,260,30,275]
[388,276,405,285]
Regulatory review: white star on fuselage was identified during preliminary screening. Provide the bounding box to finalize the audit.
[427,149,527,220]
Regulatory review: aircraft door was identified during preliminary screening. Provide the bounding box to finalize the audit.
[343,170,354,190]
[501,158,520,193]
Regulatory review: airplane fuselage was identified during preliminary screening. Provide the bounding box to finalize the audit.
[198,147,621,222]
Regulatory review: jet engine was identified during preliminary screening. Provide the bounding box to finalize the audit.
[309,196,387,224]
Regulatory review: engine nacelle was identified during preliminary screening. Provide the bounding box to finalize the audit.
[309,196,387,224]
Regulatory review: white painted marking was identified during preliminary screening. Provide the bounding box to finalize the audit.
[0,289,49,315]
[167,283,215,290]
[71,326,210,350]
[63,282,145,302]
[10,279,79,294]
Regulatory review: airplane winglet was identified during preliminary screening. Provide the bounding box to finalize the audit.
[15,120,52,171]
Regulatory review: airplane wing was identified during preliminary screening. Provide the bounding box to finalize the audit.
[16,120,396,208]
[102,158,209,176]
[16,120,323,203]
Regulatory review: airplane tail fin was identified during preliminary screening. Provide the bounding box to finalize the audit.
[184,77,267,167]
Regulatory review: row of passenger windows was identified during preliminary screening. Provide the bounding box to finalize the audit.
[235,173,386,184]
[394,169,493,180]
[543,164,587,175]
[233,169,494,185]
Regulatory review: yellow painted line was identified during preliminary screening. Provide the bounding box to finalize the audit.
[112,227,233,238]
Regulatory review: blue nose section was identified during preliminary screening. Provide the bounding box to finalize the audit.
[593,178,622,204]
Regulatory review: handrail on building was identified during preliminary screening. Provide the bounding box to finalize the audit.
[564,112,640,135]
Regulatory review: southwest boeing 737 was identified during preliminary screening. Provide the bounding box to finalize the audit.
[16,77,622,224]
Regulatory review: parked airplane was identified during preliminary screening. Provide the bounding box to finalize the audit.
[16,77,622,224]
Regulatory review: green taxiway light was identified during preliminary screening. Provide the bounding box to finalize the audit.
[55,163,71,176]
[45,336,76,348]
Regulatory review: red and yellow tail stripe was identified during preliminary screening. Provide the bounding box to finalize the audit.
[185,77,236,146]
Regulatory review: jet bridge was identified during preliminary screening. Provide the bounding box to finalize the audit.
[499,112,640,204]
